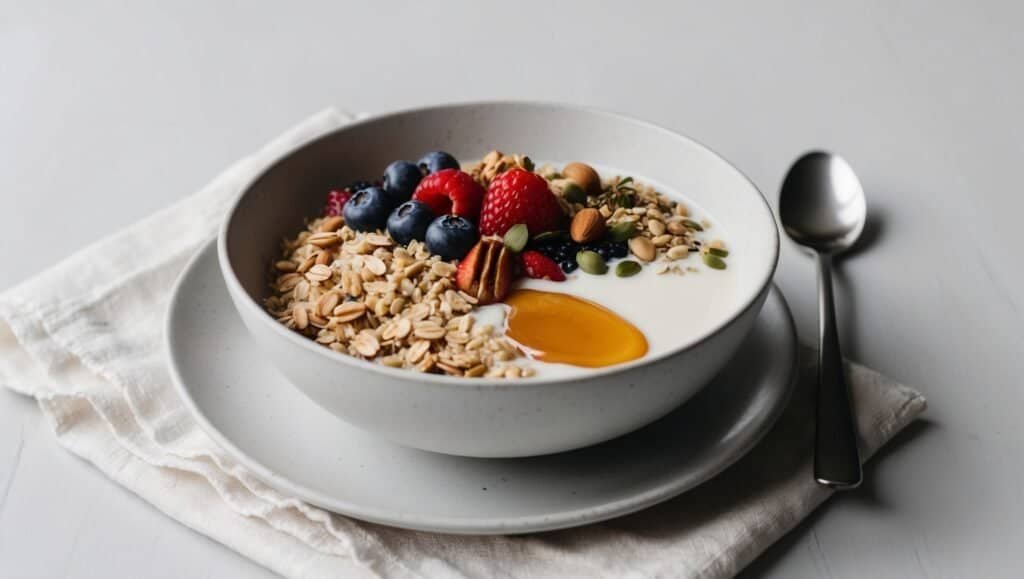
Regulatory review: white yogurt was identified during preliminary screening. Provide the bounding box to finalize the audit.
[480,164,740,379]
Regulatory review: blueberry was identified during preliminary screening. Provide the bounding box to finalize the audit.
[560,260,579,273]
[386,200,434,245]
[597,247,613,261]
[343,186,396,232]
[425,215,478,260]
[611,241,628,258]
[417,151,460,175]
[381,161,422,203]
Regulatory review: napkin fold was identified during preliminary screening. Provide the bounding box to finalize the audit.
[0,108,925,579]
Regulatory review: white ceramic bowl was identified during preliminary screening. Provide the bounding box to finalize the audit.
[218,102,778,458]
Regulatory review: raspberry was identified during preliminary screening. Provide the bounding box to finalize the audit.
[520,250,566,281]
[411,169,485,219]
[479,169,565,237]
[323,189,352,217]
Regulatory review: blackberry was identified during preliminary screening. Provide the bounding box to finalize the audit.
[560,259,579,273]
[611,241,628,258]
[532,241,556,255]
[555,248,577,262]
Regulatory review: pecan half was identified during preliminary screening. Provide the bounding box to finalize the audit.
[455,237,514,305]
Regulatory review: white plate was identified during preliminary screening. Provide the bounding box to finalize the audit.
[167,242,797,534]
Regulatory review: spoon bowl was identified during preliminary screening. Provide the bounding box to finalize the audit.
[779,151,866,254]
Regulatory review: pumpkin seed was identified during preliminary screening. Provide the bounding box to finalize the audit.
[615,260,642,277]
[608,221,637,242]
[576,250,608,275]
[682,219,704,231]
[707,247,729,258]
[503,223,529,253]
[702,253,727,269]
[562,182,587,204]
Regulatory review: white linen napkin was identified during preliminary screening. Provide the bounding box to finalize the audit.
[0,108,926,579]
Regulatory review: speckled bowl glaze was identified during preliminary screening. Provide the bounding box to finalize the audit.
[218,102,779,457]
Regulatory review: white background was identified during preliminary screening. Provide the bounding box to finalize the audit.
[2,1,1021,577]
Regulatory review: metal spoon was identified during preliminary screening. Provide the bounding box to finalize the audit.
[779,151,866,489]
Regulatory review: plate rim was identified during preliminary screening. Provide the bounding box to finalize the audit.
[166,241,798,534]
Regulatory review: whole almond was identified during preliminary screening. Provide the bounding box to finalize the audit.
[563,162,601,195]
[570,208,607,243]
[628,236,656,262]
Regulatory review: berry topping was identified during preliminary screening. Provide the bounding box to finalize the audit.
[530,237,628,272]
[411,169,485,219]
[386,200,434,245]
[323,189,352,217]
[425,214,479,260]
[418,151,460,175]
[343,186,397,232]
[382,160,423,203]
[455,242,482,295]
[479,169,565,237]
[520,250,566,281]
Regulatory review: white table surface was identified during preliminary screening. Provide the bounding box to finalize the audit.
[2,1,1021,577]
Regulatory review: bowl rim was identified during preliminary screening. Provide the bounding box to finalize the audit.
[217,100,780,388]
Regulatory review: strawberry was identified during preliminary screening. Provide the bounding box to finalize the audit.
[479,169,565,237]
[411,169,485,219]
[455,241,482,293]
[323,189,352,216]
[520,250,566,282]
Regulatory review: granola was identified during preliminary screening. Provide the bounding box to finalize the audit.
[265,219,534,378]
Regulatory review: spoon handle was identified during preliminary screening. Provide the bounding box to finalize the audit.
[814,253,863,488]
